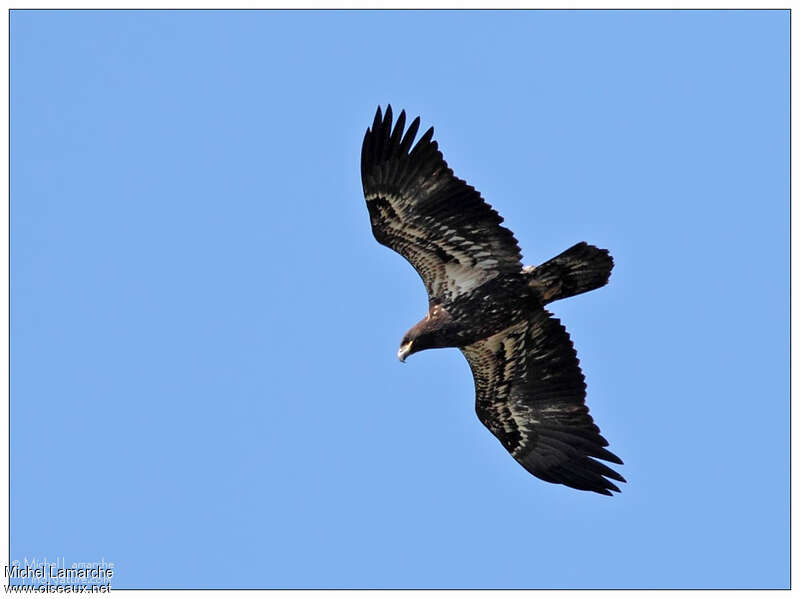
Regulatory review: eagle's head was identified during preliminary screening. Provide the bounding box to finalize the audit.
[397,307,454,362]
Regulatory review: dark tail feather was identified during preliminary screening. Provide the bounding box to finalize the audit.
[526,242,614,304]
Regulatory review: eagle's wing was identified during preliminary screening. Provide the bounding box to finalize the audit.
[461,310,625,495]
[361,105,523,303]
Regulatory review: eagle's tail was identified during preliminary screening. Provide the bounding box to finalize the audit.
[525,242,614,304]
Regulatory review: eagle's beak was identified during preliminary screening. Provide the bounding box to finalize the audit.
[397,340,413,363]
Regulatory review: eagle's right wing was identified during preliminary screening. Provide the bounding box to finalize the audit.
[461,310,625,495]
[360,105,523,303]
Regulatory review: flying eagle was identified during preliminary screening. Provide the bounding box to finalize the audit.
[360,106,624,495]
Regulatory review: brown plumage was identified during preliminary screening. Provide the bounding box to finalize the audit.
[360,105,624,495]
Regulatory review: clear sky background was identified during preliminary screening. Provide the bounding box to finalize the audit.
[11,9,788,589]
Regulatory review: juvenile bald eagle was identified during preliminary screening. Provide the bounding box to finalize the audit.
[360,106,624,495]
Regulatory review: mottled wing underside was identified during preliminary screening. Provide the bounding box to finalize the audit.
[461,311,625,495]
[361,105,523,303]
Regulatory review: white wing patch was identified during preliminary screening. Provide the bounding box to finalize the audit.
[368,191,507,301]
[444,262,498,295]
[462,321,534,455]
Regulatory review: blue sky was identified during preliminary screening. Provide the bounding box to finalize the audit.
[11,9,789,589]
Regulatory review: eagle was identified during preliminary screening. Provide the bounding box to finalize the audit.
[360,105,625,495]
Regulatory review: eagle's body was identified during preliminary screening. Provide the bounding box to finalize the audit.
[360,106,625,495]
[400,272,531,351]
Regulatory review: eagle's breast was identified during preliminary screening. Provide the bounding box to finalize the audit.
[440,272,535,347]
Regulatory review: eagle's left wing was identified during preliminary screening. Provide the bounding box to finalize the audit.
[461,310,625,495]
[361,105,523,303]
